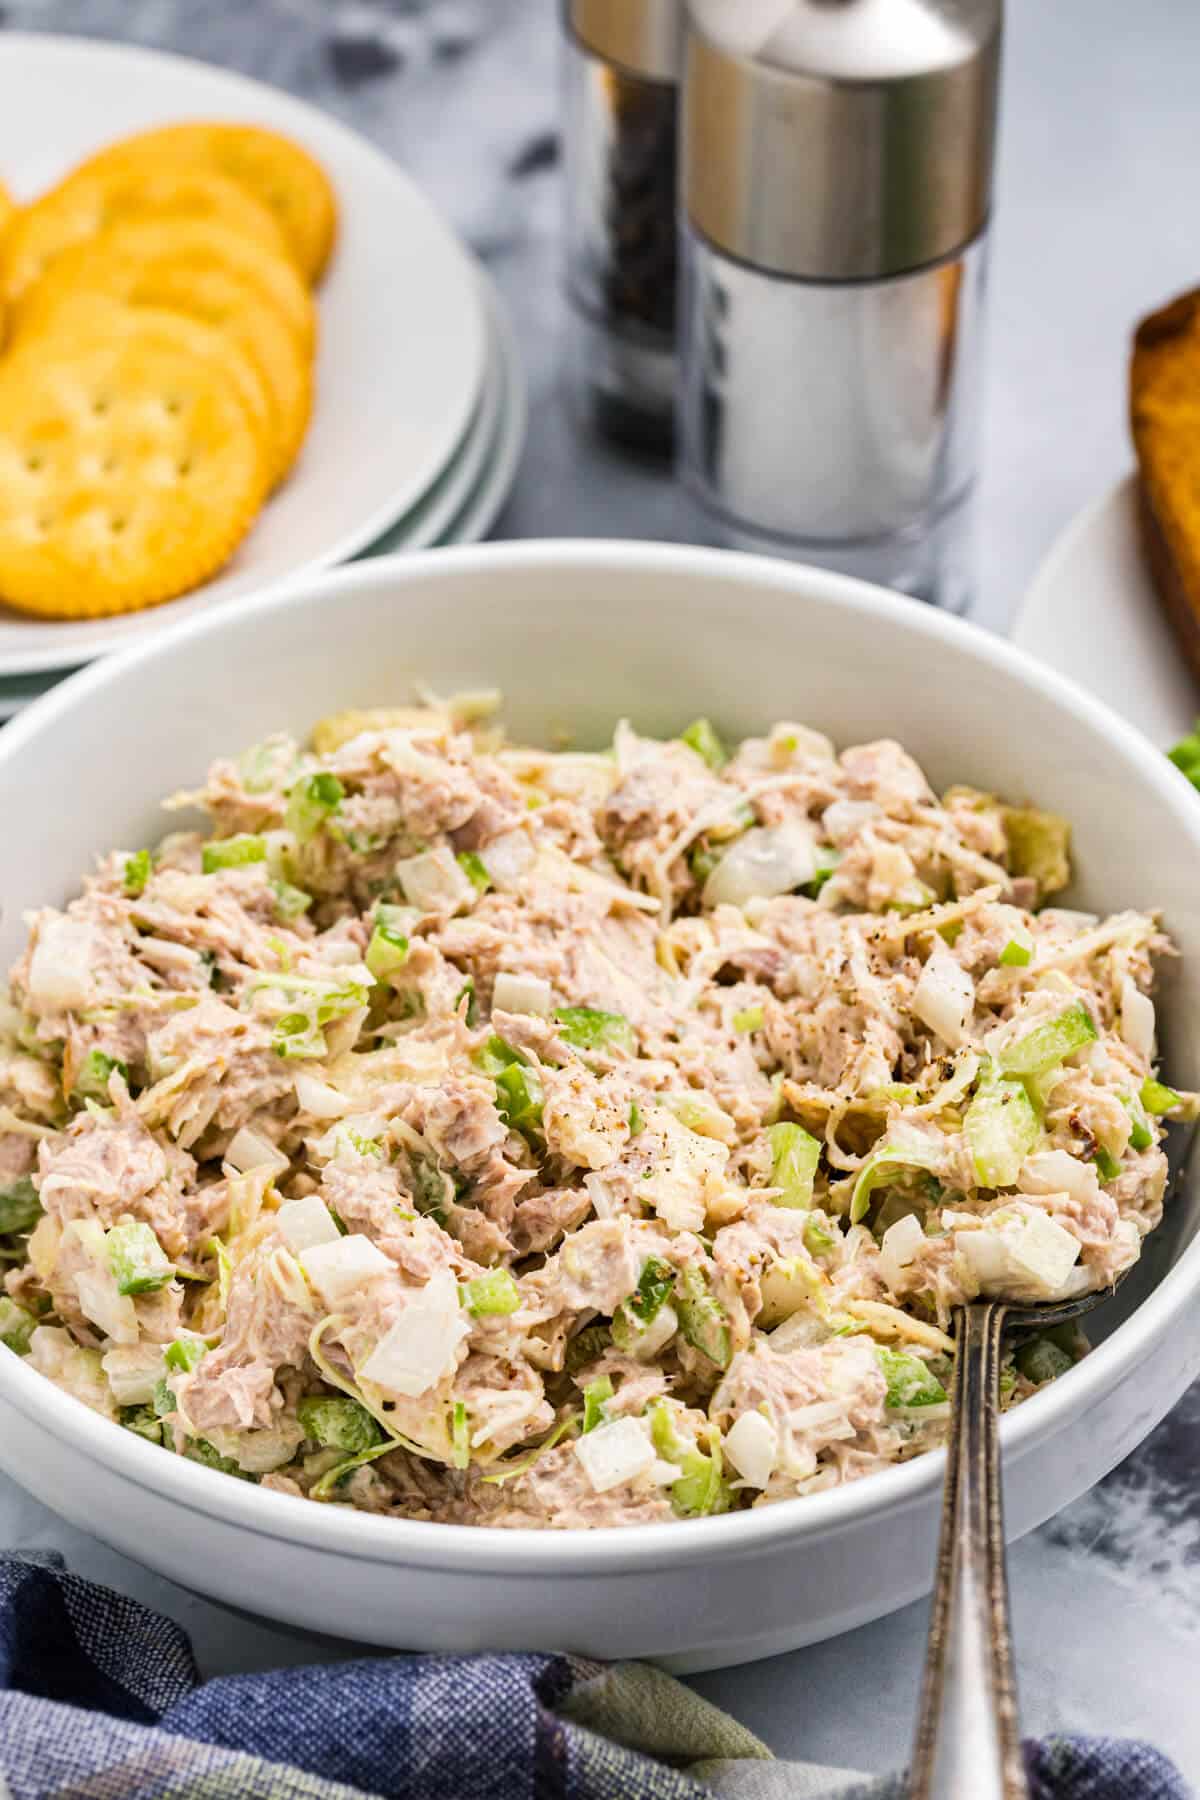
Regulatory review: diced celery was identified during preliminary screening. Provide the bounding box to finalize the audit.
[0,1175,41,1236]
[472,1034,520,1077]
[582,1375,614,1433]
[495,1063,544,1136]
[998,935,1033,968]
[74,1050,128,1102]
[451,1400,471,1469]
[767,1121,821,1209]
[123,849,152,897]
[286,771,344,842]
[455,977,478,1027]
[998,1001,1096,1078]
[628,1101,643,1135]
[964,1062,1040,1188]
[878,1348,947,1410]
[119,1403,163,1443]
[1015,1335,1074,1385]
[648,1400,733,1517]
[554,1006,636,1055]
[1141,1076,1182,1116]
[106,1221,174,1296]
[271,879,312,921]
[297,1394,383,1453]
[680,717,728,771]
[804,1217,834,1256]
[203,834,266,874]
[366,914,409,980]
[1093,1146,1121,1183]
[164,1337,207,1375]
[674,1265,731,1368]
[456,850,491,893]
[805,846,842,898]
[1124,1094,1154,1151]
[849,1134,943,1225]
[0,1296,35,1353]
[461,1269,520,1316]
[733,1004,764,1033]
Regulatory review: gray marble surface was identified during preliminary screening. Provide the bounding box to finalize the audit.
[2,0,1199,1785]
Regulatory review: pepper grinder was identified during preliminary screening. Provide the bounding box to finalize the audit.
[678,0,1003,611]
[562,0,684,457]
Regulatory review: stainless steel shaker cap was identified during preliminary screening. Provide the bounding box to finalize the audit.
[567,0,685,84]
[683,0,1002,280]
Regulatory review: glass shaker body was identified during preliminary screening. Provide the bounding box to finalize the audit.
[562,28,678,457]
[678,224,988,613]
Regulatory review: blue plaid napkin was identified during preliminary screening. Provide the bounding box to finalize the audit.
[0,1552,1187,1799]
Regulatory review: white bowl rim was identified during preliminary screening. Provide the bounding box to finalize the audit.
[2,537,1198,1579]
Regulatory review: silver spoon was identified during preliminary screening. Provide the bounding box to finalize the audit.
[909,1278,1128,1800]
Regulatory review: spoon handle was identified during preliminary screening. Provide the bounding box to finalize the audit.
[909,1300,1030,1800]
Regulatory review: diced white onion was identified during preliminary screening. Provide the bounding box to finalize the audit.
[75,1268,139,1345]
[957,1210,1081,1299]
[479,831,535,892]
[573,1415,658,1493]
[821,799,881,844]
[787,1399,855,1435]
[724,1411,778,1488]
[1018,1150,1101,1207]
[626,1302,679,1363]
[358,1269,468,1398]
[879,1212,925,1288]
[702,822,817,909]
[293,1072,350,1121]
[395,847,474,914]
[769,1306,830,1352]
[276,1195,342,1254]
[224,1126,289,1178]
[912,949,975,1050]
[300,1234,393,1306]
[493,971,552,1016]
[1120,975,1156,1063]
[26,917,98,1012]
[101,1343,165,1406]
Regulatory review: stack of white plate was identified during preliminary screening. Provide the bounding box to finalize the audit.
[0,35,528,720]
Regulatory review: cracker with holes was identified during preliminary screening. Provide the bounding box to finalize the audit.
[0,330,267,617]
[0,167,288,310]
[16,260,311,488]
[26,294,276,465]
[72,121,338,283]
[10,215,316,353]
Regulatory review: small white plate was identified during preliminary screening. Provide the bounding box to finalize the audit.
[0,33,487,678]
[0,272,527,721]
[1012,473,1199,750]
[370,270,512,555]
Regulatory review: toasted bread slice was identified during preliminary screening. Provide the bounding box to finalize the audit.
[1131,288,1200,681]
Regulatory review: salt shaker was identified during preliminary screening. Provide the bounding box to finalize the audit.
[678,0,1003,611]
[561,0,684,457]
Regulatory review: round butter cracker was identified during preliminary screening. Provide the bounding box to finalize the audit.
[0,333,266,618]
[75,121,338,284]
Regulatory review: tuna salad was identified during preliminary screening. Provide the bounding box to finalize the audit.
[0,696,1191,1528]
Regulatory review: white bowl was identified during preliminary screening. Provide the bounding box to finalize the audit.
[2,542,1199,1673]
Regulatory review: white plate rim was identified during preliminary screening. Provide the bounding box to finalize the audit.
[434,277,527,549]
[0,31,487,678]
[1012,471,1199,750]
